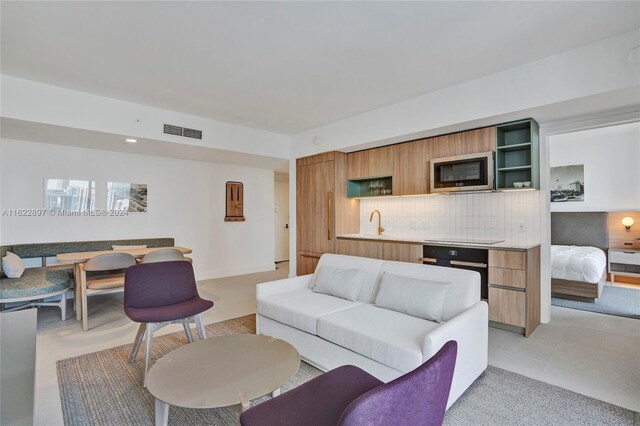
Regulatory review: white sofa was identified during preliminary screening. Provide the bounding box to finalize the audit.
[256,254,488,408]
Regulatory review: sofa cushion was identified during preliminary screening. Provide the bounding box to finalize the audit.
[317,304,439,373]
[378,261,480,321]
[312,266,365,302]
[258,288,362,334]
[375,272,450,322]
[2,252,26,278]
[312,254,384,303]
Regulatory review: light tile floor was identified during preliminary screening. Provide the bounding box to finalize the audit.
[33,265,639,424]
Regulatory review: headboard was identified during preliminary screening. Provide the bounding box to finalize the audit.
[551,212,609,250]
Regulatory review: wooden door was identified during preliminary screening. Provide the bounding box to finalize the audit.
[348,146,394,179]
[297,251,322,276]
[382,243,423,263]
[393,141,427,195]
[296,160,335,255]
[335,239,383,259]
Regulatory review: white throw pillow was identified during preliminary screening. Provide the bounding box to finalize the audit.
[2,251,26,278]
[312,266,365,302]
[112,245,147,250]
[375,272,450,322]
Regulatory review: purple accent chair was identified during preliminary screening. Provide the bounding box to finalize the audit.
[124,261,213,387]
[240,341,457,426]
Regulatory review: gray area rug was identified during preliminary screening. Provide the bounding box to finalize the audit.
[58,315,640,425]
[552,285,640,319]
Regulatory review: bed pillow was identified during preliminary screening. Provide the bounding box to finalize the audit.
[112,245,147,250]
[2,251,26,278]
[312,265,365,302]
[375,272,450,322]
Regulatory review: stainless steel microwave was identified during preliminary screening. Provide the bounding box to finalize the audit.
[430,151,494,193]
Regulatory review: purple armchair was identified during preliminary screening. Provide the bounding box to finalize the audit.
[124,261,213,387]
[240,340,457,426]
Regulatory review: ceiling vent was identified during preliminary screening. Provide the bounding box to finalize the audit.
[163,124,203,140]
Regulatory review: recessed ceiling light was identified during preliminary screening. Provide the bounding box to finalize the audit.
[125,138,138,143]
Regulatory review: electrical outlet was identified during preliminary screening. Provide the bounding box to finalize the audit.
[518,222,526,233]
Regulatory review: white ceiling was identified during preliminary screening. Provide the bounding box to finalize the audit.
[2,1,639,134]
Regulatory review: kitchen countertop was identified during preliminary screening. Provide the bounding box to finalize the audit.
[336,234,540,250]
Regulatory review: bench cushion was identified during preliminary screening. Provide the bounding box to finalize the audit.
[317,304,439,373]
[10,237,175,259]
[0,267,71,301]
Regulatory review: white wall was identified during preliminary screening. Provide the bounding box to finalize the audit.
[359,191,540,245]
[0,75,290,160]
[549,122,640,212]
[0,138,276,280]
[290,30,640,157]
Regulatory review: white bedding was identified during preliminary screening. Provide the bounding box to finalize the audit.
[551,245,607,283]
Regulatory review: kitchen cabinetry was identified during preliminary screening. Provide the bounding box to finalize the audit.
[495,119,539,189]
[296,152,359,275]
[382,243,423,263]
[488,247,540,337]
[335,239,383,259]
[393,141,427,196]
[347,146,394,180]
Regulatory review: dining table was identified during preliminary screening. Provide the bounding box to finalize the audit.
[57,246,192,322]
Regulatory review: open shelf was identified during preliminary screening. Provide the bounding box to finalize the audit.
[347,176,393,198]
[498,165,532,172]
[497,142,532,152]
[495,119,539,190]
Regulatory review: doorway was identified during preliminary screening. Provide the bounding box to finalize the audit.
[274,173,289,263]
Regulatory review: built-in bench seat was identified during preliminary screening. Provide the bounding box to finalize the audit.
[0,238,175,321]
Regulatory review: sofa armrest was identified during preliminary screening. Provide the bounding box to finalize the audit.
[422,301,488,408]
[256,274,312,299]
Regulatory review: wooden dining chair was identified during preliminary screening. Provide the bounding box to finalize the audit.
[140,248,192,264]
[79,253,136,331]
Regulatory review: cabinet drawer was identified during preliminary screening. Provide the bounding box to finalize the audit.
[489,267,526,289]
[609,250,640,266]
[489,287,525,327]
[489,250,526,270]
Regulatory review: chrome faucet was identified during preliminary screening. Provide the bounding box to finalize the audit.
[369,209,384,236]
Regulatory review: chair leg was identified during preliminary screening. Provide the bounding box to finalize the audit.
[60,293,67,321]
[129,323,147,363]
[143,323,156,388]
[195,314,206,340]
[81,290,89,331]
[182,323,194,343]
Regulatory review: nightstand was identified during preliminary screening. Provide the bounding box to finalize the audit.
[608,249,640,284]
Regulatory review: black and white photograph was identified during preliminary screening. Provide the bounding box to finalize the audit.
[106,182,148,212]
[550,164,584,202]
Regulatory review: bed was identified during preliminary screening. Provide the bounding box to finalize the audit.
[550,212,608,302]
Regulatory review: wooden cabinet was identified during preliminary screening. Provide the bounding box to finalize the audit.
[393,141,428,196]
[348,146,394,179]
[382,243,423,263]
[297,251,322,276]
[488,246,540,337]
[335,239,383,259]
[296,159,335,255]
[296,152,359,275]
[488,287,526,327]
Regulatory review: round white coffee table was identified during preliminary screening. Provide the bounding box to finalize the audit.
[146,334,300,426]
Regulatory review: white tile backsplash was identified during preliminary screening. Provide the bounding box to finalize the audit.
[359,191,541,244]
